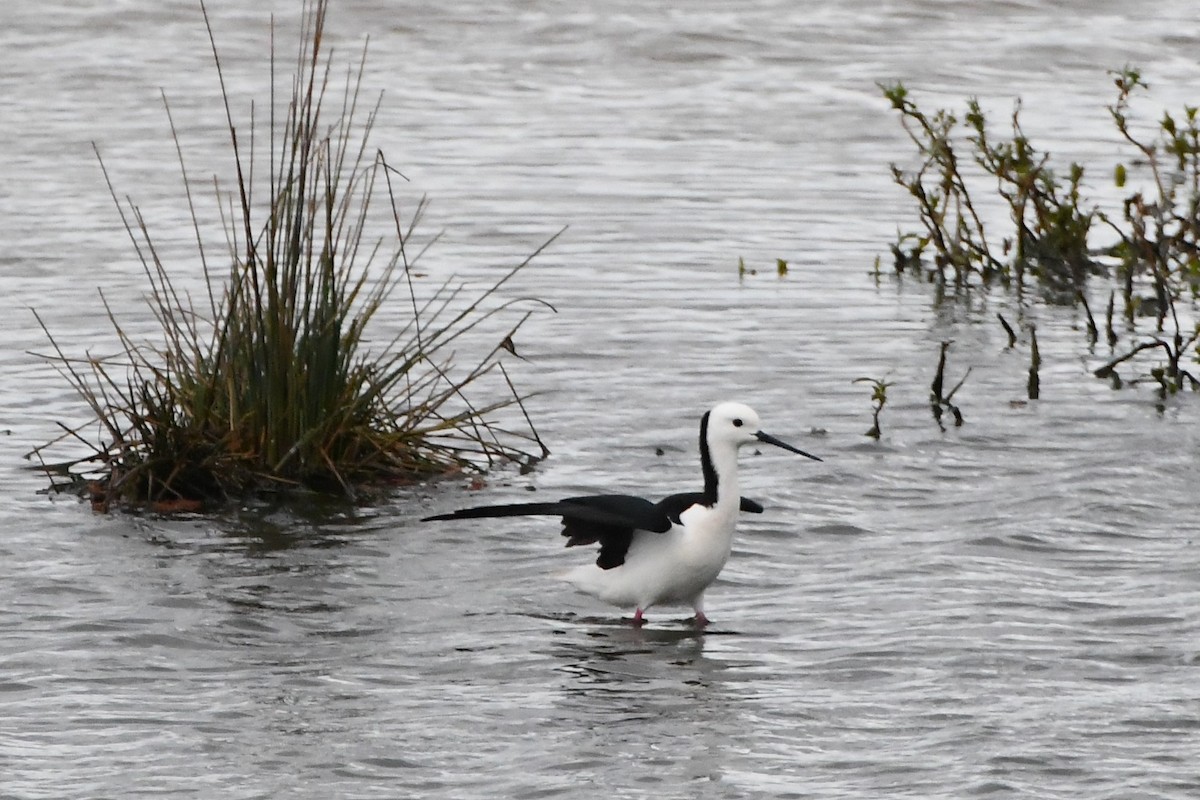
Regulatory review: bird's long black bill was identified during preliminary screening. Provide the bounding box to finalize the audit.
[755,431,822,461]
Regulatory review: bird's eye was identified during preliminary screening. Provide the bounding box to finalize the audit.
[732,418,744,427]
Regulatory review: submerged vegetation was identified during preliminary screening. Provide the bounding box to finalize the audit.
[928,342,969,429]
[30,0,552,510]
[881,67,1200,405]
[736,256,791,279]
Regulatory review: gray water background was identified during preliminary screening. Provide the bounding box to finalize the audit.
[1,1,1199,797]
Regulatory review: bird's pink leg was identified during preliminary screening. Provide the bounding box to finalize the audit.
[632,608,646,627]
[693,611,710,628]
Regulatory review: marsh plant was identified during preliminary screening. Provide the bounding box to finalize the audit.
[1094,332,1200,398]
[31,0,552,510]
[1027,325,1041,401]
[853,377,893,439]
[882,68,1200,397]
[929,341,969,428]
[882,83,1099,299]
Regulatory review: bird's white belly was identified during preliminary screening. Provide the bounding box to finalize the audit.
[562,509,736,610]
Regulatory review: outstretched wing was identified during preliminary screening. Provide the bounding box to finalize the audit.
[422,494,672,570]
[423,496,667,530]
[423,493,764,570]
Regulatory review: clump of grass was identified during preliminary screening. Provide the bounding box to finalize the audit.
[30,0,553,510]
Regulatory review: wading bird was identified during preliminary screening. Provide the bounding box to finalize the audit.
[423,402,820,627]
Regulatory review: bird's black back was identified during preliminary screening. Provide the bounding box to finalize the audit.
[657,492,764,524]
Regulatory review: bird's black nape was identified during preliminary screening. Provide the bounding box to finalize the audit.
[698,410,718,505]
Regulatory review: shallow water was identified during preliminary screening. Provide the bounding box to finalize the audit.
[3,1,1200,798]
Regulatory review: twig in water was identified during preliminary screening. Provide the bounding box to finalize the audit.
[1027,325,1041,400]
[997,313,1017,348]
[930,341,970,428]
[1076,291,1098,346]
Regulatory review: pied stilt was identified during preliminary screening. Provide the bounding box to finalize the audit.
[423,402,820,627]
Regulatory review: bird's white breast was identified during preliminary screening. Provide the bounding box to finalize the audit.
[562,501,740,610]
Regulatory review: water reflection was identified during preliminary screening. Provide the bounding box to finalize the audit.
[553,624,711,680]
[542,620,767,792]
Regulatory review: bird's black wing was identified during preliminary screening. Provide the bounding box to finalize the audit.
[422,494,670,532]
[656,493,765,524]
[422,494,673,570]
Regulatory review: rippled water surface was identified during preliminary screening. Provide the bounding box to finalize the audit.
[3,1,1199,798]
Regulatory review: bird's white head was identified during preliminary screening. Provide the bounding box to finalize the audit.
[705,402,764,450]
[704,401,822,460]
